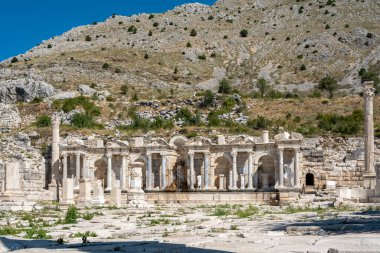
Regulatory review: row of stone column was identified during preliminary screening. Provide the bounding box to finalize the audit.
[146,152,169,190]
[61,153,129,191]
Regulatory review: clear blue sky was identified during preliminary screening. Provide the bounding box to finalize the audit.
[0,0,216,61]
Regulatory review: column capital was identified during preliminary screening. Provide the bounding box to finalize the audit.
[277,147,284,152]
[75,152,81,157]
[188,151,195,157]
[62,152,68,157]
[363,81,375,98]
[231,150,238,156]
[106,153,113,159]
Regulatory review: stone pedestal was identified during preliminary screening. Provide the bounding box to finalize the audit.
[92,180,105,206]
[240,174,245,190]
[61,178,74,205]
[110,187,121,207]
[363,172,377,190]
[77,179,92,208]
[127,164,147,206]
[278,188,300,206]
[5,162,21,193]
[197,175,202,189]
[219,174,225,190]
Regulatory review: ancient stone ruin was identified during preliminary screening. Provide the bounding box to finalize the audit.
[1,81,380,210]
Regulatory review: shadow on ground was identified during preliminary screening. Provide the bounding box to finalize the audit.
[0,237,231,253]
[268,210,380,235]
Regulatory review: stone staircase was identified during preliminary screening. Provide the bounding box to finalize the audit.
[296,191,337,208]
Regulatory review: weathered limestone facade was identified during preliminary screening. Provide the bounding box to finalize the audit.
[1,82,380,208]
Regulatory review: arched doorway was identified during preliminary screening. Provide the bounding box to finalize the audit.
[257,155,276,190]
[94,159,107,188]
[214,156,230,190]
[173,160,186,190]
[132,157,146,189]
[306,173,314,186]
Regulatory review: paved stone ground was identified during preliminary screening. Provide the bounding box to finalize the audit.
[1,204,380,253]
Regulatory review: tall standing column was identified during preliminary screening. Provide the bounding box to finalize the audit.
[232,151,238,189]
[204,152,209,189]
[51,115,60,185]
[189,152,195,190]
[62,153,68,180]
[364,81,376,173]
[247,152,253,189]
[106,154,112,190]
[121,154,127,189]
[161,153,167,189]
[147,153,152,190]
[294,148,300,188]
[75,153,81,187]
[278,148,284,187]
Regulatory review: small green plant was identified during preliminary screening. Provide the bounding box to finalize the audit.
[36,115,52,128]
[218,78,231,94]
[102,63,110,69]
[190,29,197,36]
[82,212,95,221]
[70,231,97,238]
[11,57,18,63]
[64,205,78,224]
[240,29,248,37]
[230,225,238,230]
[0,226,19,236]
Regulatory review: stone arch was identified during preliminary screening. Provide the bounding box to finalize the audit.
[94,158,107,188]
[131,155,147,189]
[255,153,277,190]
[169,135,188,147]
[214,154,231,190]
[304,169,319,189]
[306,173,314,186]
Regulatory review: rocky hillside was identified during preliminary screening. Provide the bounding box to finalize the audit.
[1,0,379,96]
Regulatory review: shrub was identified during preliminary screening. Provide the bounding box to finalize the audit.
[64,205,78,224]
[82,212,95,220]
[144,53,149,59]
[366,33,373,39]
[256,78,268,97]
[85,35,92,41]
[218,78,231,94]
[248,115,271,130]
[318,75,339,98]
[148,30,152,36]
[203,90,214,107]
[186,42,192,47]
[153,22,159,27]
[316,110,364,135]
[240,29,248,37]
[71,113,102,129]
[120,84,128,95]
[325,24,330,29]
[47,44,52,49]
[102,63,110,69]
[190,29,197,36]
[36,115,52,128]
[300,64,306,71]
[10,57,18,63]
[0,226,19,236]
[148,14,154,19]
[198,54,206,60]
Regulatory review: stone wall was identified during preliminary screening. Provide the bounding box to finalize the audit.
[301,137,374,190]
[0,133,52,201]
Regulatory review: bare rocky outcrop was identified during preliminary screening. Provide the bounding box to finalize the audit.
[0,103,21,130]
[0,79,55,104]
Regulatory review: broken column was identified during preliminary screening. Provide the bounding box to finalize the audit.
[61,178,74,205]
[127,161,147,206]
[110,187,121,207]
[77,179,92,207]
[92,180,105,206]
[363,81,377,189]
